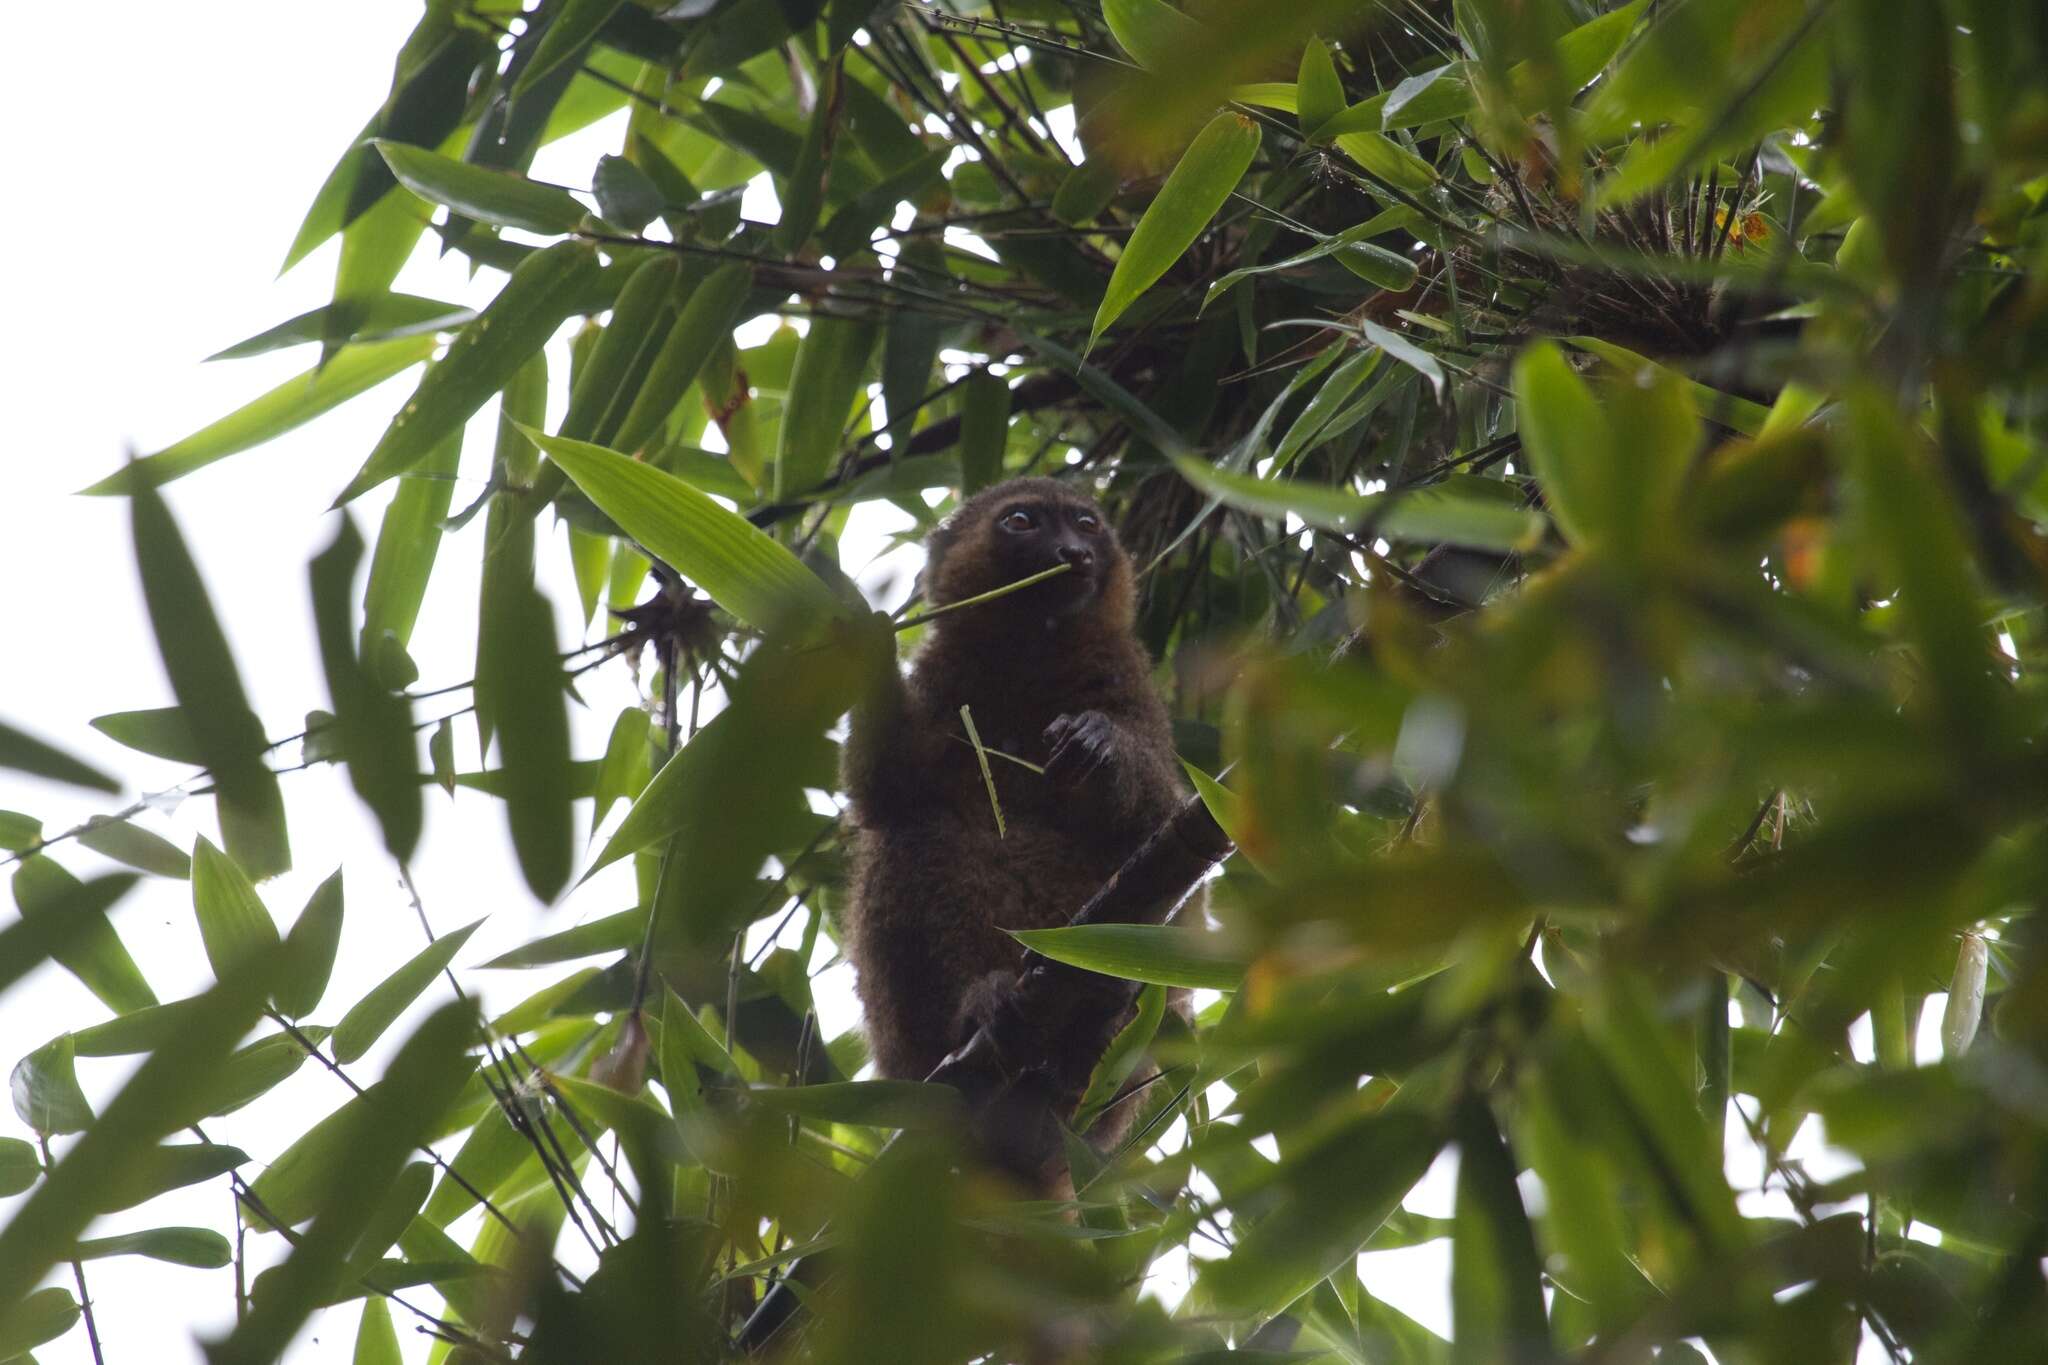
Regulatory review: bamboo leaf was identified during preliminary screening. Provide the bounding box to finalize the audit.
[528,429,846,631]
[1009,925,1248,991]
[191,837,283,981]
[0,720,118,793]
[131,485,291,878]
[88,707,203,765]
[1090,112,1262,350]
[743,1080,966,1129]
[1451,1098,1551,1362]
[774,314,877,499]
[1511,341,1612,549]
[1296,36,1346,138]
[275,870,346,1021]
[74,1226,233,1269]
[483,579,574,902]
[374,140,587,234]
[81,338,436,496]
[11,859,155,1013]
[0,1287,79,1360]
[336,241,603,505]
[516,0,627,97]
[11,1035,92,1135]
[1102,0,1202,69]
[1172,455,1543,553]
[332,918,483,1064]
[76,816,191,879]
[610,260,754,456]
[0,1138,38,1197]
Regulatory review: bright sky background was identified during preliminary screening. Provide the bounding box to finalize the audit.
[0,5,1917,1362]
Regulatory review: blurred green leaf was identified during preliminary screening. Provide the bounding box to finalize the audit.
[0,1287,79,1359]
[275,870,346,1021]
[11,859,154,1013]
[130,485,291,878]
[74,1226,232,1268]
[0,1138,38,1197]
[0,950,273,1315]
[482,578,574,902]
[0,721,117,794]
[1450,1097,1550,1362]
[212,1003,475,1365]
[88,707,203,765]
[75,816,190,879]
[312,516,423,860]
[744,1080,966,1129]
[1103,0,1203,69]
[517,0,627,98]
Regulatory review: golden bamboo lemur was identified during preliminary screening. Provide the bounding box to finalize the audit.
[842,477,1186,1181]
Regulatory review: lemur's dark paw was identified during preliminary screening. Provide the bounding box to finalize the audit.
[1043,710,1115,788]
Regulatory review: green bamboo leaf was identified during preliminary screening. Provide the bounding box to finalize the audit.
[191,837,283,981]
[205,293,470,362]
[422,1104,528,1226]
[1202,212,1418,312]
[11,1035,92,1135]
[1009,924,1248,991]
[592,707,654,832]
[1102,0,1202,69]
[1511,341,1612,549]
[373,140,586,234]
[73,998,209,1056]
[76,816,191,879]
[336,240,603,505]
[483,579,574,901]
[0,1287,79,1360]
[1379,61,1476,130]
[213,1004,475,1365]
[312,518,423,860]
[0,720,117,793]
[1171,455,1543,553]
[1333,130,1438,193]
[88,707,203,765]
[0,1138,38,1197]
[1451,1097,1551,1363]
[777,58,840,254]
[332,918,484,1064]
[516,0,627,97]
[1516,1056,1649,1333]
[528,429,846,630]
[1090,112,1261,350]
[207,1029,327,1117]
[0,811,40,852]
[1564,336,1769,436]
[275,870,346,1021]
[475,352,548,754]
[131,484,291,878]
[1198,1111,1444,1313]
[0,951,273,1318]
[74,1226,232,1268]
[1296,36,1345,138]
[80,337,436,496]
[559,254,681,448]
[11,859,155,1013]
[99,1142,249,1214]
[360,432,461,686]
[958,370,1010,494]
[743,1080,966,1129]
[1074,982,1166,1131]
[775,314,877,499]
[610,260,753,456]
[1050,157,1120,227]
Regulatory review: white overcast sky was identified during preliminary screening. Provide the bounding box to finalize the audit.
[0,4,1914,1362]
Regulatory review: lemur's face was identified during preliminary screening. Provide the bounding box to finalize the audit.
[926,478,1130,622]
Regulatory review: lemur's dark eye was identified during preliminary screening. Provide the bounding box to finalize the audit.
[1073,511,1102,533]
[998,508,1036,532]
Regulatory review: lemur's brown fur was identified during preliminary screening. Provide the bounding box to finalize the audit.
[842,477,1185,1171]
